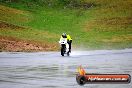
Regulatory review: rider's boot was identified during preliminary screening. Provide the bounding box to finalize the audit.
[69,49,71,53]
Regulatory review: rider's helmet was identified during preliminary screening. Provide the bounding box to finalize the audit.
[62,33,67,38]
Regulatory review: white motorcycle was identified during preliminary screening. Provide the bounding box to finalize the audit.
[59,38,70,56]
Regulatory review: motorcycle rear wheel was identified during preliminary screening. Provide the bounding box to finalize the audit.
[67,51,70,56]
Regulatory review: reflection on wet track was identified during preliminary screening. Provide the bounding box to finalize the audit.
[0,49,132,88]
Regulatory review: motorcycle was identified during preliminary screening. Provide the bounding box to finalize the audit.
[59,38,70,56]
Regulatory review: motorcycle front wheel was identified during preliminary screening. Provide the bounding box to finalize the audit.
[61,44,65,56]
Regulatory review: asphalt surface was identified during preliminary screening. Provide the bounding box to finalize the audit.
[0,49,132,88]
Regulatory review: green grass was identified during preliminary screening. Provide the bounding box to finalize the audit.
[0,0,132,50]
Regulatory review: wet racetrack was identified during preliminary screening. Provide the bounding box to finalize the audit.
[0,49,132,88]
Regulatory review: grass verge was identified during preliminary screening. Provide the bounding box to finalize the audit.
[0,0,132,51]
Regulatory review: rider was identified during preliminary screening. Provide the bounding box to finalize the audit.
[60,33,72,52]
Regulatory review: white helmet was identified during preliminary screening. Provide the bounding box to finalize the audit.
[62,33,67,38]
